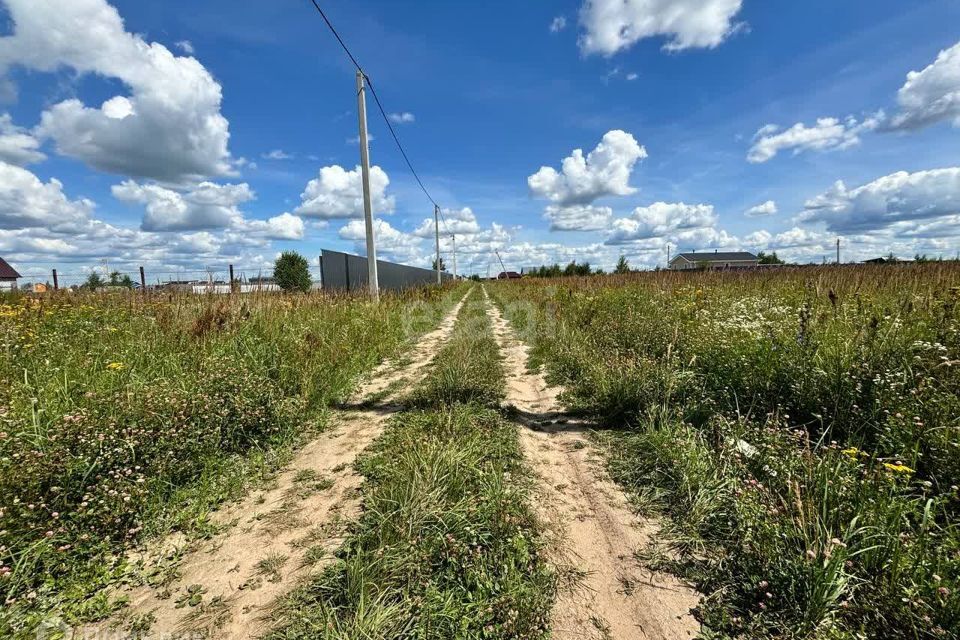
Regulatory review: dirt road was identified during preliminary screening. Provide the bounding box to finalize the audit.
[87,293,469,639]
[485,292,700,640]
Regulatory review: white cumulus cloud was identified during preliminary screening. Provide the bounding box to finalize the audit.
[237,212,305,241]
[0,161,94,230]
[606,201,717,244]
[112,180,254,231]
[339,219,423,264]
[891,41,960,130]
[387,112,415,124]
[799,167,960,234]
[747,113,883,163]
[413,207,481,238]
[0,0,234,183]
[0,114,45,166]
[745,200,777,216]
[544,204,613,232]
[294,165,395,219]
[579,0,746,56]
[550,16,567,33]
[528,130,646,206]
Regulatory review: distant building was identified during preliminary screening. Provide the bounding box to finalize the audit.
[669,251,759,271]
[863,256,910,264]
[0,257,20,291]
[497,271,522,280]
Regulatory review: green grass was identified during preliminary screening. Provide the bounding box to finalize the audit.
[267,286,554,639]
[490,265,960,640]
[407,287,505,408]
[0,285,464,635]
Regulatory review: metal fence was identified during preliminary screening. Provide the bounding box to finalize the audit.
[320,249,451,292]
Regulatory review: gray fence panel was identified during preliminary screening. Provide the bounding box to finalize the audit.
[320,249,452,292]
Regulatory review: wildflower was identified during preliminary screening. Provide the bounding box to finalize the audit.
[106,361,125,370]
[841,447,863,460]
[882,462,914,475]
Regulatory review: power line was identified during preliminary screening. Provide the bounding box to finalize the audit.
[305,0,441,211]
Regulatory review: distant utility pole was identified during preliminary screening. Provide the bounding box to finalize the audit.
[434,204,441,284]
[666,243,671,268]
[836,238,841,265]
[452,234,457,280]
[494,249,507,277]
[356,70,379,300]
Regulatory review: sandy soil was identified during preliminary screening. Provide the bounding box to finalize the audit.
[485,292,700,640]
[82,293,468,640]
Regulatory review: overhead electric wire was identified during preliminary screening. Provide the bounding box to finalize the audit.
[305,0,446,227]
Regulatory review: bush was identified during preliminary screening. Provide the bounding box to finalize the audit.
[274,251,312,292]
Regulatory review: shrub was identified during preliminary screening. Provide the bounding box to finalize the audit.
[274,251,312,292]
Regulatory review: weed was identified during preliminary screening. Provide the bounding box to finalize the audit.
[491,265,960,639]
[0,285,465,633]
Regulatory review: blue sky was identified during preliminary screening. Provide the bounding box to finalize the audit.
[1,0,959,283]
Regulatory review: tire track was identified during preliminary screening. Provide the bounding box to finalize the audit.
[484,288,699,640]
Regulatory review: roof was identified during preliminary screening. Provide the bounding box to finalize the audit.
[0,257,20,279]
[672,251,758,263]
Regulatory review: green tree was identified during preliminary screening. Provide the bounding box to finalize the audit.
[614,255,631,274]
[84,272,104,290]
[108,271,134,288]
[274,251,312,292]
[757,251,785,265]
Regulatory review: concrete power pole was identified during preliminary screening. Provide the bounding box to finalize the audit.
[434,205,442,284]
[452,234,457,281]
[356,70,379,300]
[836,238,841,265]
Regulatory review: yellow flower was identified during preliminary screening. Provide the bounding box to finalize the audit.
[106,361,125,371]
[841,447,863,460]
[882,462,914,475]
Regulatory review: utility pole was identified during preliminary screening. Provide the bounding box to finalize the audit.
[52,269,58,291]
[494,249,507,278]
[451,234,457,281]
[356,70,379,300]
[666,243,671,268]
[434,204,441,284]
[836,238,841,265]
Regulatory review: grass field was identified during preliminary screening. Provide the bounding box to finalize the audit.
[490,264,960,639]
[0,287,461,634]
[3,265,959,639]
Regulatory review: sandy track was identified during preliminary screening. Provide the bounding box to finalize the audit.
[485,292,699,640]
[85,293,469,640]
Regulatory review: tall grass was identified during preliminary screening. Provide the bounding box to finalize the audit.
[0,286,461,633]
[491,264,960,639]
[268,287,554,639]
